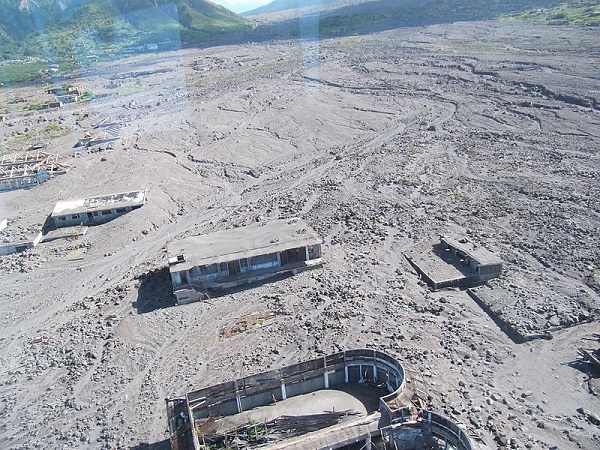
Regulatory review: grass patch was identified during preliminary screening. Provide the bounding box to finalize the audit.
[503,1,600,26]
[2,122,70,155]
[319,14,389,36]
[0,61,47,85]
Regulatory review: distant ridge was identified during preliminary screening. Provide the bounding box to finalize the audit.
[244,0,339,16]
[0,0,250,59]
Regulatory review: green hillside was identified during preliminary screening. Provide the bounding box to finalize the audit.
[503,0,600,26]
[0,0,250,61]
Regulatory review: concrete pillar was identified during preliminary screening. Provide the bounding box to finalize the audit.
[305,245,310,261]
[344,366,349,383]
[324,371,329,389]
[365,433,372,450]
[281,382,287,400]
[236,393,243,413]
[172,271,182,286]
[373,364,378,382]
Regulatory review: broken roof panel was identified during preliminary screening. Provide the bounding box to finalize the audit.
[168,218,322,272]
[51,190,146,217]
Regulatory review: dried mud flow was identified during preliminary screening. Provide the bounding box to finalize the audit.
[0,21,599,450]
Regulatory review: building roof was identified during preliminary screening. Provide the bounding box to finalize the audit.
[51,190,146,217]
[441,236,502,266]
[167,218,322,272]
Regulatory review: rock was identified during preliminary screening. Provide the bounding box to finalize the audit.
[521,390,533,398]
[548,315,560,327]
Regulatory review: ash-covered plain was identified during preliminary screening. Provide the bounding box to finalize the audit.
[0,20,599,450]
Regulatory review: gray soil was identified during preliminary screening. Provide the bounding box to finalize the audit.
[0,20,599,450]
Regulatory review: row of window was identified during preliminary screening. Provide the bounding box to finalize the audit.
[56,207,131,221]
[193,252,280,276]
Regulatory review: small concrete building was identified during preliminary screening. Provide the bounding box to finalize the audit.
[167,218,323,304]
[0,220,42,256]
[440,236,503,282]
[51,190,146,228]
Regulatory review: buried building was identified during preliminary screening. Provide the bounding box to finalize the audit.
[167,218,323,304]
[166,349,481,450]
[406,236,503,290]
[0,151,69,192]
[51,189,146,228]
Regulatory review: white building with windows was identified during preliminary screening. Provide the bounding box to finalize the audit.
[51,190,146,228]
[167,218,323,304]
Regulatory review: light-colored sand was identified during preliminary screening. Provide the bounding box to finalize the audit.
[0,21,599,450]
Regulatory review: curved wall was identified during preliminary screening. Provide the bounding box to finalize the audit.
[166,349,474,450]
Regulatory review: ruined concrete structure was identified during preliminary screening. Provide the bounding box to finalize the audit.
[440,236,503,282]
[406,236,503,290]
[51,190,146,228]
[167,218,323,304]
[166,349,478,450]
[0,219,42,256]
[0,151,69,192]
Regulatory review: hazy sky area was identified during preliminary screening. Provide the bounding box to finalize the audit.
[211,0,273,14]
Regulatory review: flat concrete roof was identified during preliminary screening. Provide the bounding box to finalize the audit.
[441,236,502,266]
[51,190,146,217]
[167,218,322,272]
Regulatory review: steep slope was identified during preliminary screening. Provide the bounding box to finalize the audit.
[244,0,339,16]
[244,0,580,32]
[0,0,250,59]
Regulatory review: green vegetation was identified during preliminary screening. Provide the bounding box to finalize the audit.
[503,1,600,26]
[319,14,389,36]
[0,61,48,85]
[79,91,94,101]
[1,121,69,156]
[0,0,252,81]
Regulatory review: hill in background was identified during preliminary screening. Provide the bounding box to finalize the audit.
[245,0,600,36]
[1,0,598,85]
[0,0,251,61]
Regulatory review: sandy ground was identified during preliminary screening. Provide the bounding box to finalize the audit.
[0,20,599,450]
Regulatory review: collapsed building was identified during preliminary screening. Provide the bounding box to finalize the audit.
[0,219,42,256]
[439,237,503,282]
[51,190,146,228]
[77,116,121,148]
[166,349,480,450]
[406,236,503,290]
[167,218,323,304]
[0,151,69,192]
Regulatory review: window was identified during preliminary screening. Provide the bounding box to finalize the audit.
[250,253,278,265]
[101,209,112,215]
[308,244,321,260]
[198,264,218,274]
[71,214,80,219]
[115,207,127,213]
[240,258,248,269]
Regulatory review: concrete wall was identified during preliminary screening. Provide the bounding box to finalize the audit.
[168,349,406,434]
[0,232,42,256]
[53,205,142,228]
[166,349,478,450]
[172,245,324,304]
